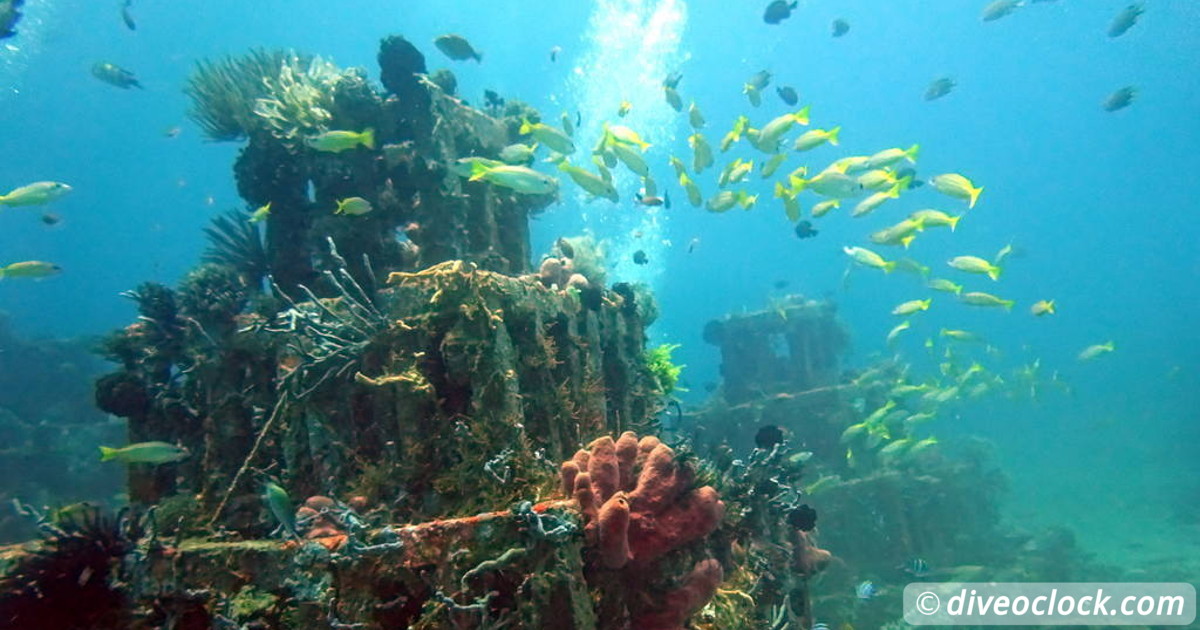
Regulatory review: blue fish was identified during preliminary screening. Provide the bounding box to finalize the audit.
[856,580,878,600]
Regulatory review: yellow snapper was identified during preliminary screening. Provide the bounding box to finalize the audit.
[679,172,703,207]
[887,321,911,346]
[499,143,537,165]
[960,291,1015,310]
[307,128,375,153]
[334,197,374,216]
[852,182,904,217]
[792,126,841,152]
[706,190,756,213]
[870,218,923,248]
[751,106,811,153]
[99,441,188,465]
[910,209,962,231]
[866,144,919,169]
[520,119,575,154]
[1030,300,1056,316]
[689,133,714,173]
[930,173,984,208]
[688,102,705,129]
[948,255,1002,281]
[1078,341,1115,361]
[893,299,932,316]
[793,170,862,198]
[0,181,72,207]
[557,161,617,201]
[843,246,896,272]
[760,153,788,178]
[664,85,683,112]
[249,202,272,223]
[0,260,62,280]
[811,199,841,217]
[927,278,964,295]
[720,116,751,152]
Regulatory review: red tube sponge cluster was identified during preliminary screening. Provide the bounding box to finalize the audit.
[560,432,726,569]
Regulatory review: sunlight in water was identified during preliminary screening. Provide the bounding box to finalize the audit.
[567,0,688,290]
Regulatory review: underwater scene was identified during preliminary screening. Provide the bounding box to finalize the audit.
[1,0,1197,628]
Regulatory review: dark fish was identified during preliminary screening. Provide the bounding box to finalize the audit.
[776,85,799,106]
[924,77,956,101]
[1103,86,1136,112]
[549,45,561,62]
[663,71,683,89]
[981,0,1022,22]
[794,220,818,239]
[773,280,790,290]
[635,190,670,208]
[1107,3,1144,38]
[434,34,482,62]
[763,0,798,25]
[555,237,575,259]
[746,70,772,91]
[831,18,850,37]
[787,504,818,531]
[755,424,785,449]
[91,62,142,89]
[40,212,61,226]
[120,0,135,30]
[632,250,649,265]
[483,89,504,109]
[893,167,925,189]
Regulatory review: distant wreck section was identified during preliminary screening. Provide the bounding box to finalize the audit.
[0,35,830,629]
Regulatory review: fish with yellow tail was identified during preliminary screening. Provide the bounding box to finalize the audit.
[1030,300,1056,317]
[1078,341,1115,361]
[749,106,811,153]
[706,190,756,213]
[866,144,919,169]
[892,299,932,316]
[688,102,705,129]
[0,261,61,280]
[792,126,840,152]
[306,128,375,153]
[520,118,575,154]
[720,115,750,152]
[99,441,188,465]
[679,172,703,207]
[743,70,771,107]
[852,181,906,217]
[843,246,897,273]
[334,197,374,216]
[960,291,1015,311]
[689,133,714,173]
[557,160,617,201]
[870,218,923,248]
[930,173,984,208]
[909,209,962,231]
[248,202,271,223]
[469,162,558,196]
[948,255,1002,281]
[0,181,72,207]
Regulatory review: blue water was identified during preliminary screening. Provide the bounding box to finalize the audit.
[2,0,1197,582]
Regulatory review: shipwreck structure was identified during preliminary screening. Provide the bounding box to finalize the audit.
[0,35,831,630]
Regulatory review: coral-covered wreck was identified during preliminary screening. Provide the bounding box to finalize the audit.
[1,35,830,629]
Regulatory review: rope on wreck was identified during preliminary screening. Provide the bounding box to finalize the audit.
[207,392,290,528]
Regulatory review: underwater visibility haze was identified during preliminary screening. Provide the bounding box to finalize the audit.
[0,0,1198,628]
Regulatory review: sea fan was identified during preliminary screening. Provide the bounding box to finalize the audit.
[202,208,269,290]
